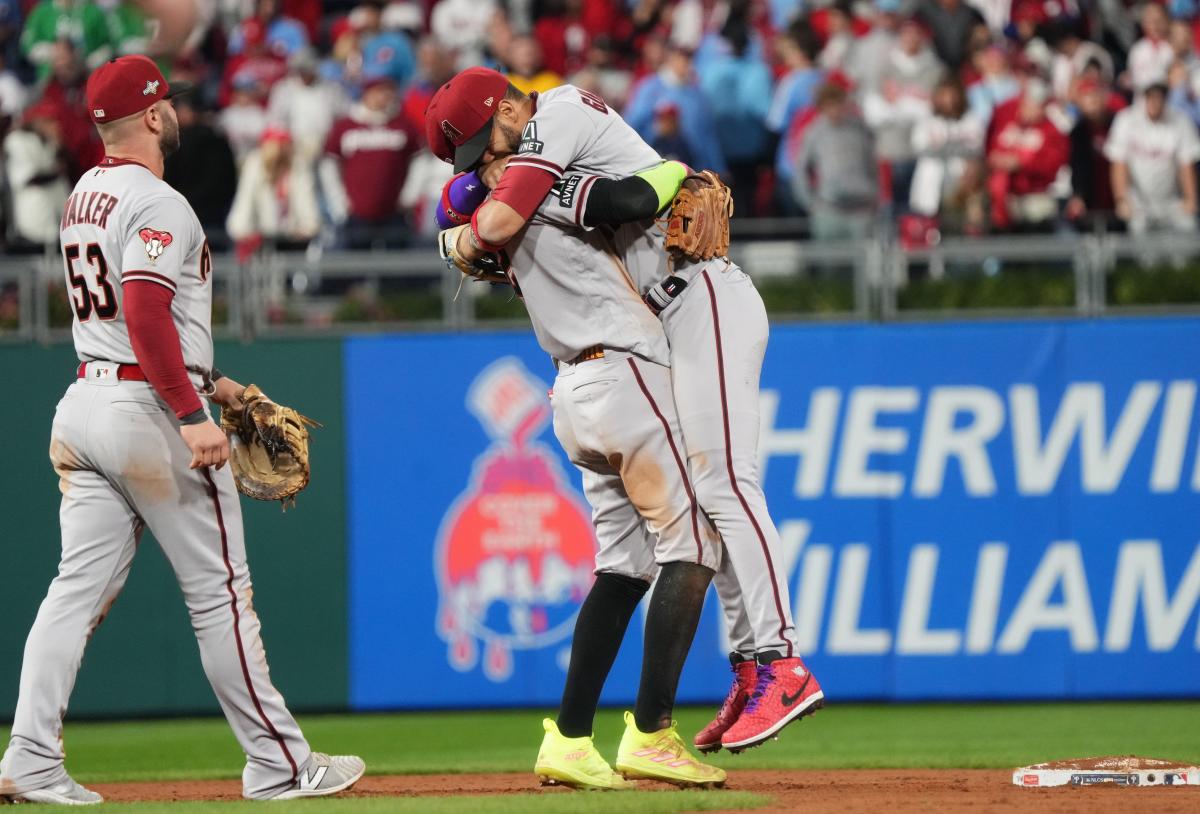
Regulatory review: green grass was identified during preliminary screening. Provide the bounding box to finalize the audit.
[81,792,768,814]
[5,703,1199,811]
[6,702,1200,783]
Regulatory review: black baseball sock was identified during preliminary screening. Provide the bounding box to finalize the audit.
[556,572,650,738]
[633,561,715,733]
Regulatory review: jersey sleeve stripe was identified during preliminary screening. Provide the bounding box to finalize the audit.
[122,270,178,291]
[575,175,598,227]
[508,156,564,177]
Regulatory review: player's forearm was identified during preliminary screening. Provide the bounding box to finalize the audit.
[584,161,690,226]
[455,199,526,260]
[123,281,207,423]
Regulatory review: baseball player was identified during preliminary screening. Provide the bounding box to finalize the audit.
[0,56,363,805]
[426,70,727,791]
[430,69,823,755]
[513,165,824,753]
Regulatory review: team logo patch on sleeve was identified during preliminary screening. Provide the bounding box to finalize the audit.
[139,228,173,262]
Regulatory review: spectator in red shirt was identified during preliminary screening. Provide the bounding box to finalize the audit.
[35,40,101,182]
[322,75,421,249]
[219,16,288,108]
[985,80,1069,231]
[534,0,600,77]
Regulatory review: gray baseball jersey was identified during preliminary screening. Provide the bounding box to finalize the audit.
[1,159,314,799]
[494,86,721,580]
[61,158,214,375]
[500,85,668,366]
[531,168,800,658]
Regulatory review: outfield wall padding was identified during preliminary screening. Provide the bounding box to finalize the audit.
[0,340,347,719]
[3,317,1200,719]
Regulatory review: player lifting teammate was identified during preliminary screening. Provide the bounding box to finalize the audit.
[428,67,824,784]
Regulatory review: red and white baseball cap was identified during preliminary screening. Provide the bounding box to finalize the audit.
[424,67,510,172]
[86,55,191,124]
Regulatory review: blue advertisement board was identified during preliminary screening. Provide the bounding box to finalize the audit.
[346,318,1200,709]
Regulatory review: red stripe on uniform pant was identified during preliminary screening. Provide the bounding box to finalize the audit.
[701,270,793,658]
[202,468,299,782]
[626,357,703,562]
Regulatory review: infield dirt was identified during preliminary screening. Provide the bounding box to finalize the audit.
[91,769,1200,812]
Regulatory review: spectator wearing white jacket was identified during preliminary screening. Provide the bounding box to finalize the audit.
[1127,3,1174,92]
[860,20,943,206]
[430,0,498,70]
[4,102,69,247]
[226,128,322,248]
[266,47,349,164]
[1107,82,1200,236]
[909,77,985,231]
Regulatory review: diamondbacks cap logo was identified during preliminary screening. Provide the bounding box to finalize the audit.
[435,358,596,682]
[142,79,160,96]
[139,228,173,262]
[441,119,463,143]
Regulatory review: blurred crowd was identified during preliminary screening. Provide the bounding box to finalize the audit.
[3,0,1200,254]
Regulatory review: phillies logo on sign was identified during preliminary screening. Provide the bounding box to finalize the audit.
[434,358,595,682]
[139,228,172,262]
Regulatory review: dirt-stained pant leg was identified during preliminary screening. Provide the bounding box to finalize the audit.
[664,263,799,657]
[95,381,311,799]
[1,376,310,800]
[553,353,721,575]
[1,384,140,793]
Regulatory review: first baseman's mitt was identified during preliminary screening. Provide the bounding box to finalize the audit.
[437,224,509,285]
[663,170,733,262]
[220,385,320,510]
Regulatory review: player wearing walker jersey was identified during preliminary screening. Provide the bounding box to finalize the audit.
[428,67,823,763]
[0,56,363,805]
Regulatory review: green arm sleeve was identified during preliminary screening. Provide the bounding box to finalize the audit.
[634,160,689,214]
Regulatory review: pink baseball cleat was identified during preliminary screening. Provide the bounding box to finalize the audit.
[694,657,758,753]
[720,656,824,753]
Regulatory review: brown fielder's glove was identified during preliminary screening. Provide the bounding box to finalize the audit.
[220,385,321,510]
[437,223,509,284]
[663,170,733,262]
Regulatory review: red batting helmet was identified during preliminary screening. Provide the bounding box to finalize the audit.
[424,67,510,173]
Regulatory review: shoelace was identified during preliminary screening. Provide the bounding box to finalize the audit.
[718,669,744,714]
[741,664,776,715]
[654,729,686,759]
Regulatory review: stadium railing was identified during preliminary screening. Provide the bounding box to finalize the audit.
[4,232,1200,343]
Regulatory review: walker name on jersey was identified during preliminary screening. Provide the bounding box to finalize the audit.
[61,190,120,230]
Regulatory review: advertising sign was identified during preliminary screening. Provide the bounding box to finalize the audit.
[347,318,1200,708]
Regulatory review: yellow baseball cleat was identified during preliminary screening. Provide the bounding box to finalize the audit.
[534,718,633,790]
[615,711,727,788]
